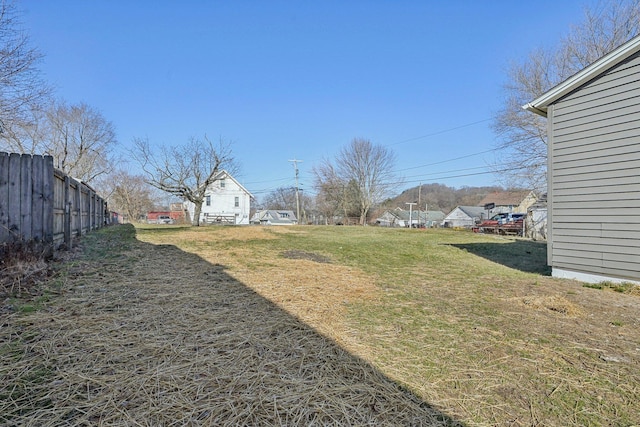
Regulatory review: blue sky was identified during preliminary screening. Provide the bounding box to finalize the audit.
[22,1,598,200]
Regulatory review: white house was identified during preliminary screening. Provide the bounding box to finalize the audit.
[185,171,253,225]
[442,206,486,228]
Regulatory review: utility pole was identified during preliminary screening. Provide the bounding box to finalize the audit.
[425,203,428,227]
[406,202,416,228]
[418,183,422,227]
[288,158,303,224]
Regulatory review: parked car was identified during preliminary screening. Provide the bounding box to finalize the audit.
[499,213,525,225]
[158,215,174,224]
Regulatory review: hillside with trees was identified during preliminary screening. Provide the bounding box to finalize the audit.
[376,183,504,217]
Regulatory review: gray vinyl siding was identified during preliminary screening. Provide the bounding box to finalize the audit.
[549,51,640,281]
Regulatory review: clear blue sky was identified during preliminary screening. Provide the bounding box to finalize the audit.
[22,0,598,200]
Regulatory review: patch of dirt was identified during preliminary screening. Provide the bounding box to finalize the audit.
[281,249,332,263]
[177,225,280,241]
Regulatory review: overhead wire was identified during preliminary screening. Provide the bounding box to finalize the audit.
[249,117,504,196]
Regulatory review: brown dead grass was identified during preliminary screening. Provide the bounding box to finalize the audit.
[0,226,455,426]
[159,228,380,350]
[510,294,584,317]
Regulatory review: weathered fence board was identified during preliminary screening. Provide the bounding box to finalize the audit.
[0,152,9,243]
[8,153,21,238]
[0,151,107,248]
[20,153,32,240]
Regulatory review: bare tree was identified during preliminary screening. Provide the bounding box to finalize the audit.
[2,99,118,183]
[0,1,51,150]
[261,186,313,221]
[99,170,160,223]
[313,161,360,223]
[493,0,640,191]
[314,138,398,225]
[261,187,296,210]
[43,101,117,183]
[313,183,341,225]
[132,135,237,226]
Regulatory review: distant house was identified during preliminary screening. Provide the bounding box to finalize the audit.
[375,208,445,228]
[250,210,298,225]
[442,206,486,228]
[423,210,446,227]
[184,171,253,225]
[523,35,640,284]
[478,190,538,217]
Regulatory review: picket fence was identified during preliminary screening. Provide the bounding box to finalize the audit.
[0,151,108,248]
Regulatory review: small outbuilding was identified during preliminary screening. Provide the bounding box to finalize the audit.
[525,195,547,241]
[442,206,486,228]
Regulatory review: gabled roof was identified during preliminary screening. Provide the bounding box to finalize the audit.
[523,35,640,117]
[450,206,485,218]
[251,210,297,224]
[379,209,445,222]
[212,170,254,198]
[478,190,534,207]
[424,210,445,221]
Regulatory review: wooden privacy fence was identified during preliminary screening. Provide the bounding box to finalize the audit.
[0,151,108,248]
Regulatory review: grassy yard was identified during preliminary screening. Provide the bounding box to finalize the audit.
[2,224,639,426]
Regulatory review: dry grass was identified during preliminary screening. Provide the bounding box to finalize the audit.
[511,294,584,317]
[1,225,456,426]
[2,224,639,426]
[0,241,52,300]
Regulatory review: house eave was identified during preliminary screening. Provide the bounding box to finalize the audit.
[522,35,640,114]
[522,103,548,117]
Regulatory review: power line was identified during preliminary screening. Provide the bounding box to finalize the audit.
[387,118,493,147]
[243,176,291,185]
[395,148,496,172]
[248,118,499,195]
[394,165,532,186]
[402,165,491,179]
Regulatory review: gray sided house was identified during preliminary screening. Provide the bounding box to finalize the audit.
[376,208,445,228]
[250,210,298,226]
[442,206,486,228]
[423,210,446,227]
[524,35,640,284]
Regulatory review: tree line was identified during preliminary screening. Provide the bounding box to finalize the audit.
[2,0,637,225]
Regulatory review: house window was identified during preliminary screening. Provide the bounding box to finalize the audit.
[234,196,239,207]
[220,179,225,188]
[206,195,211,206]
[279,212,289,218]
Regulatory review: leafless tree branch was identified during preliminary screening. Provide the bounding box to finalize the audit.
[131,135,238,226]
[492,0,640,191]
